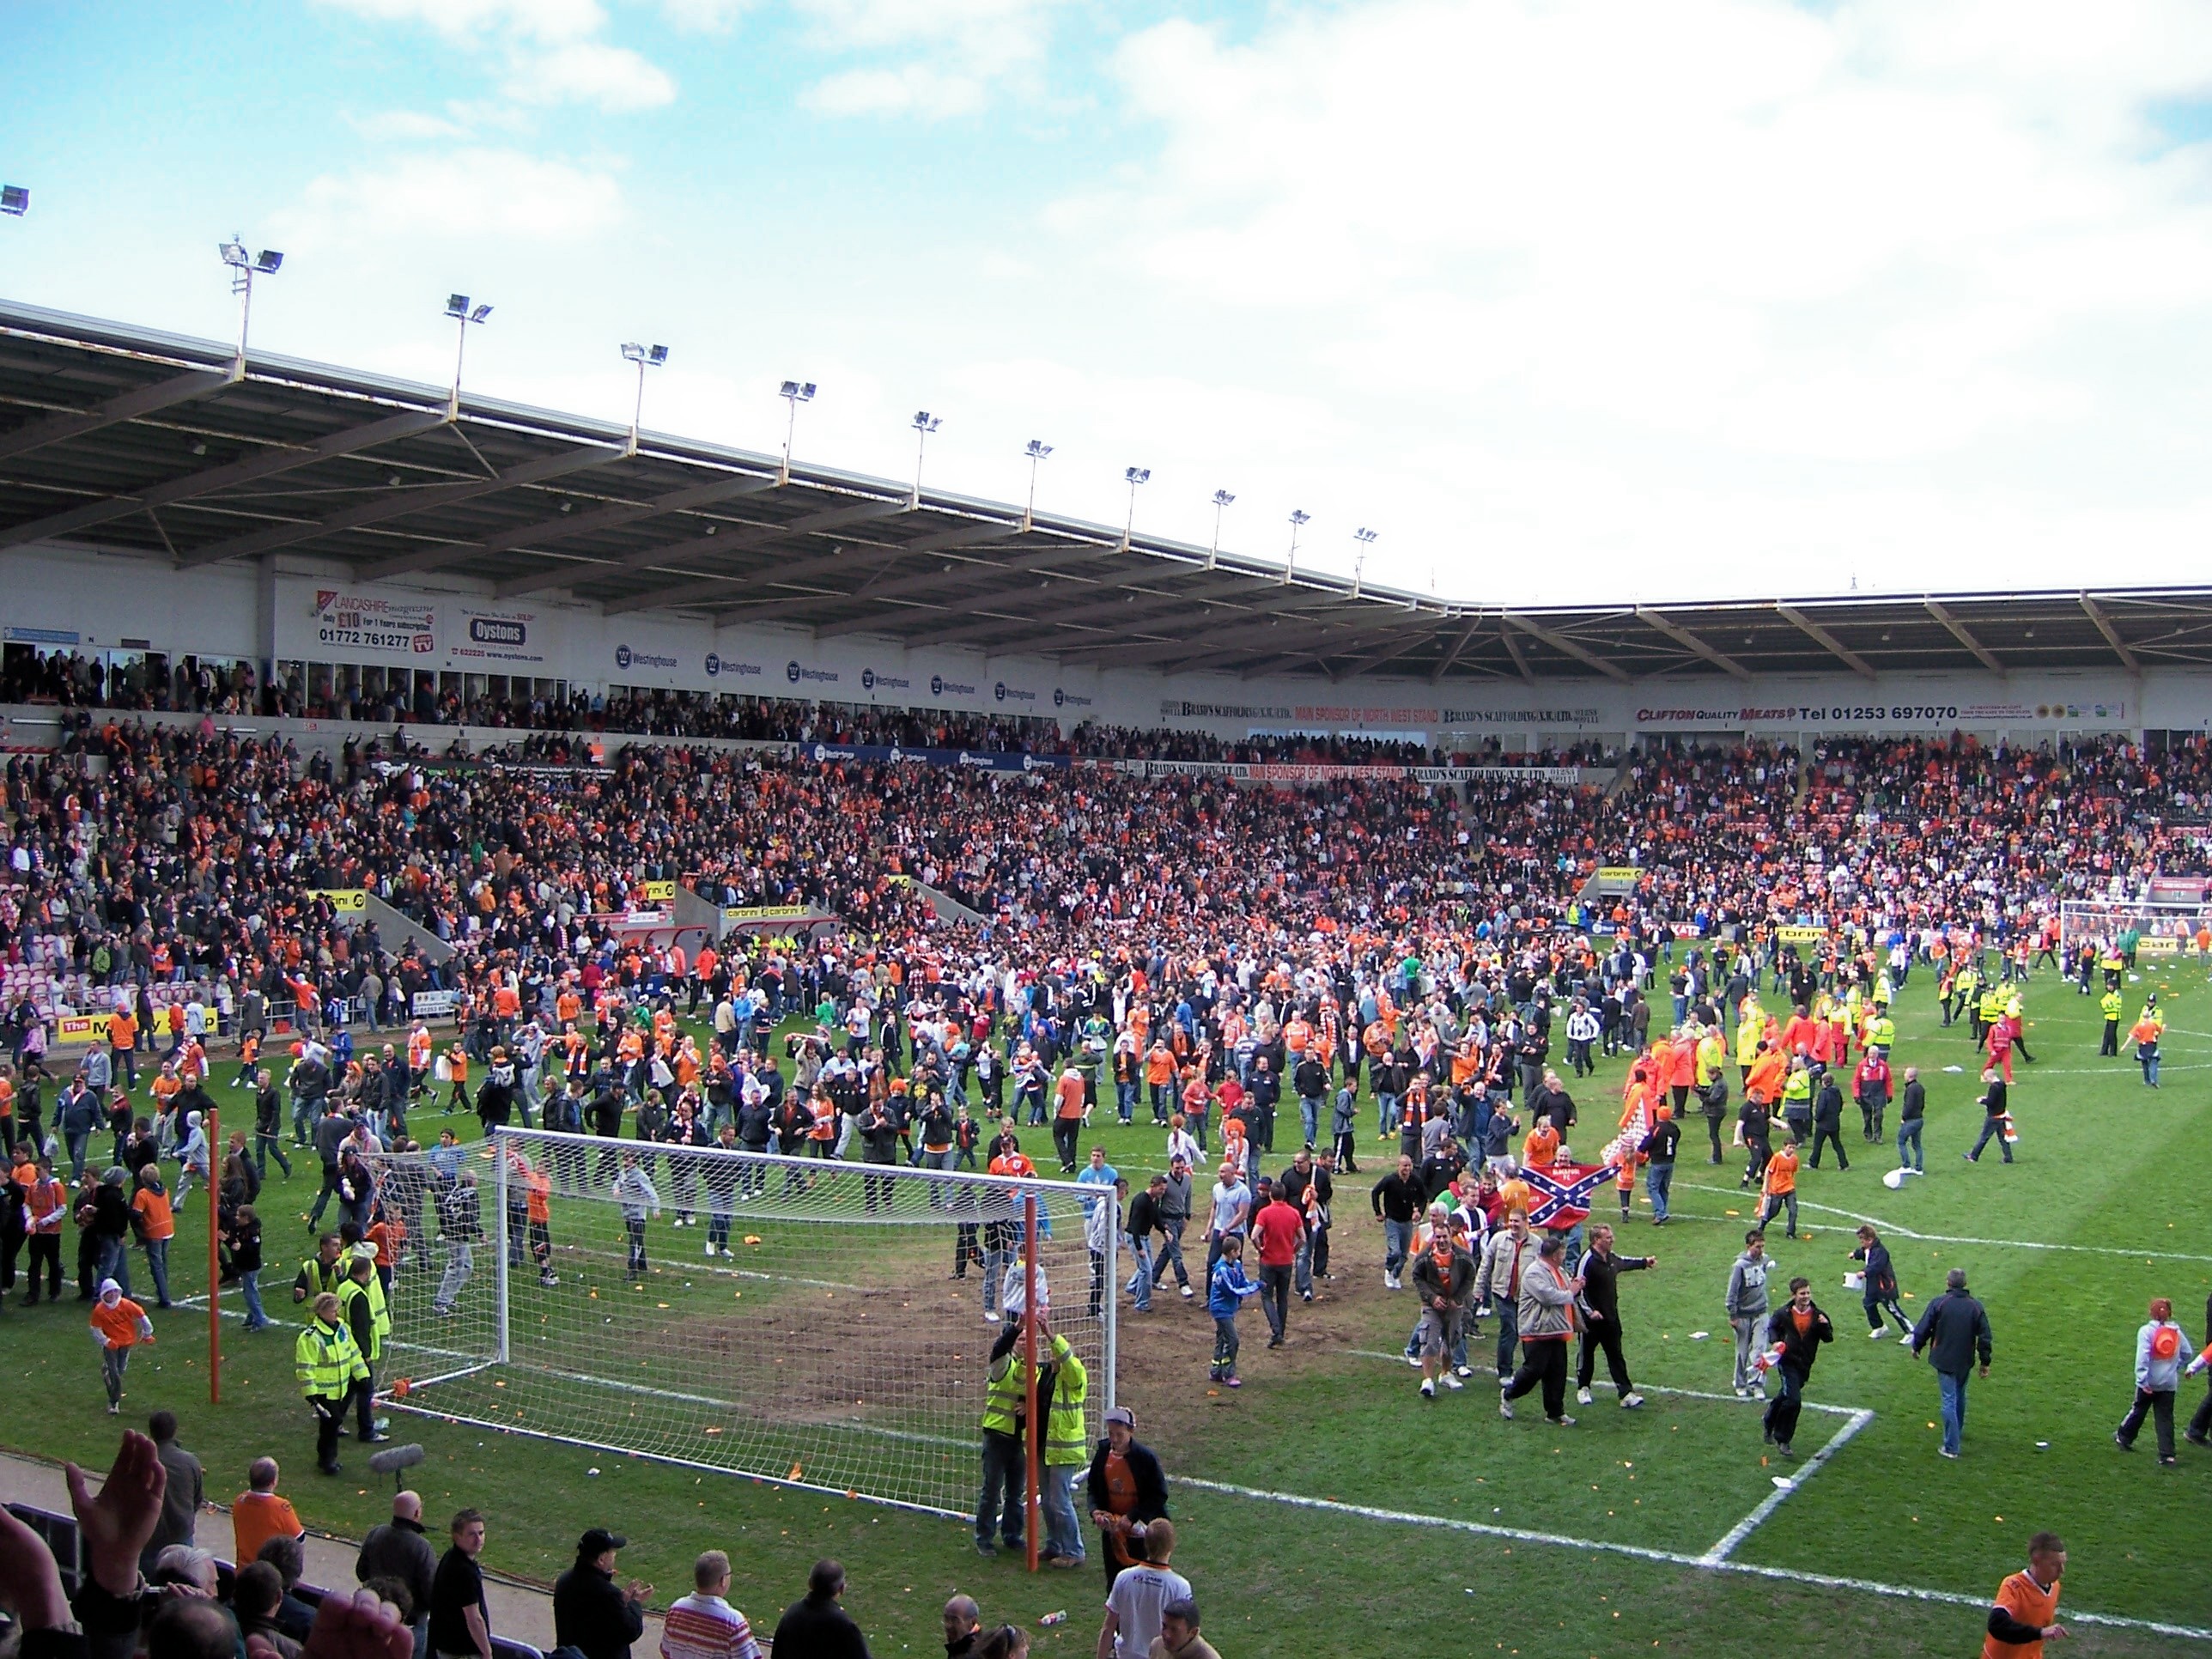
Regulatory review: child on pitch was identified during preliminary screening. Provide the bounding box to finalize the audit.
[88,1277,153,1414]
[1848,1224,1911,1341]
[1207,1233,1261,1388]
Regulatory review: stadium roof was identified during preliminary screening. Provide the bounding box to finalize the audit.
[4,298,2212,686]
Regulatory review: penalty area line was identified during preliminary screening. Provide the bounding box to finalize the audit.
[1668,1183,2212,1264]
[1699,1407,1872,1563]
[1175,1474,2212,1642]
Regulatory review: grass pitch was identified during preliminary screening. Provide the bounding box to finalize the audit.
[5,964,2209,1656]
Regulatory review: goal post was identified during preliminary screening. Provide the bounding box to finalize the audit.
[362,1127,1115,1522]
[2058,896,2212,958]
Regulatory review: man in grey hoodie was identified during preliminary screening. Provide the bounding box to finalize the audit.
[1725,1230,1776,1399]
[1149,1156,1195,1299]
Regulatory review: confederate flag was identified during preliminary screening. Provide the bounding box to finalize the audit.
[1522,1158,1619,1230]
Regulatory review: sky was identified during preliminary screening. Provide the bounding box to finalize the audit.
[6,0,2212,605]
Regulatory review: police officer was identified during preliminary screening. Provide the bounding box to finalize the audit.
[2100,987,2124,1057]
[296,1290,370,1475]
[294,1231,347,1310]
[338,1253,392,1446]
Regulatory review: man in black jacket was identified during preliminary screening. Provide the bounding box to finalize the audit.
[1124,1176,1164,1313]
[356,1490,438,1653]
[1277,1148,1334,1296]
[771,1559,870,1659]
[1087,1406,1169,1594]
[1807,1073,1848,1171]
[252,1072,292,1181]
[1761,1276,1833,1458]
[1911,1267,1993,1459]
[1895,1066,1927,1174]
[553,1528,649,1659]
[1370,1155,1425,1290]
[1575,1224,1653,1410]
[1639,1108,1681,1224]
[1292,1054,1329,1151]
[857,1098,899,1213]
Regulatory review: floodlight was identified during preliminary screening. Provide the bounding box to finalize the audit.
[0,185,27,216]
[910,411,942,498]
[621,342,668,438]
[1121,466,1151,544]
[779,380,818,477]
[1207,489,1236,568]
[447,295,494,405]
[220,234,283,366]
[1025,439,1053,460]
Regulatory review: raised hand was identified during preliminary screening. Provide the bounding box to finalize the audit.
[65,1430,167,1596]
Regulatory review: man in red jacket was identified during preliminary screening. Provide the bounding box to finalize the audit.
[1249,1178,1304,1350]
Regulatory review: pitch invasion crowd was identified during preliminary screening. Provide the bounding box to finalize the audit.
[3,717,2211,1659]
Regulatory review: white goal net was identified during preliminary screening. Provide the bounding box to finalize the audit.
[2058,897,2212,958]
[362,1127,1115,1519]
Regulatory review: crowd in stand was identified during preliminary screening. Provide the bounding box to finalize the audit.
[0,714,2203,1056]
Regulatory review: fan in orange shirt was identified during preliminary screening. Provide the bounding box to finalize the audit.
[1759,1139,1802,1238]
[89,1279,153,1413]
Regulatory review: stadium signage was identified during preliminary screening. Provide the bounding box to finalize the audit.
[1053,688,1093,708]
[1776,924,1828,944]
[994,681,1037,702]
[312,589,434,655]
[410,988,459,1018]
[1630,699,2124,730]
[721,904,815,922]
[453,605,551,666]
[1127,759,1581,784]
[640,879,677,902]
[1159,700,1295,720]
[860,668,911,692]
[1440,707,1605,726]
[307,888,368,912]
[787,661,842,685]
[804,741,1071,773]
[931,674,977,698]
[615,644,680,672]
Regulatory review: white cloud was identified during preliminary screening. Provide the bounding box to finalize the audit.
[658,0,753,30]
[276,147,625,249]
[345,108,474,142]
[504,42,677,109]
[802,64,988,118]
[314,0,606,44]
[793,0,1063,119]
[316,0,674,112]
[1024,0,2212,599]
